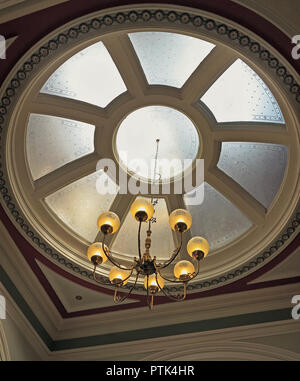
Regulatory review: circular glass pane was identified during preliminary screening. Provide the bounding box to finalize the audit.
[116,106,199,181]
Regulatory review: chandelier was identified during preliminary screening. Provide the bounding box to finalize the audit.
[87,141,210,309]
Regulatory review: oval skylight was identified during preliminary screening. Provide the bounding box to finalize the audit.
[129,32,215,88]
[26,114,95,180]
[41,41,127,107]
[201,59,284,124]
[116,106,199,181]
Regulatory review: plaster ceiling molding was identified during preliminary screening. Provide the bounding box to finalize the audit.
[5,36,18,50]
[0,322,10,361]
[142,341,300,361]
[0,0,71,26]
[47,319,300,360]
[232,0,300,38]
[248,247,300,284]
[0,6,299,295]
[37,261,137,312]
[0,0,25,11]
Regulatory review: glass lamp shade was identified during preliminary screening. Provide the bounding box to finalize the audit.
[97,211,120,234]
[87,242,108,265]
[130,198,154,222]
[144,273,165,293]
[174,260,195,281]
[187,236,210,260]
[169,209,192,232]
[109,266,130,286]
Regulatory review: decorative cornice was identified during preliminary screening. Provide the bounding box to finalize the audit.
[0,7,299,293]
[1,263,297,353]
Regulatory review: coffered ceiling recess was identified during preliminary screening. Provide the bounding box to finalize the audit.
[0,6,299,293]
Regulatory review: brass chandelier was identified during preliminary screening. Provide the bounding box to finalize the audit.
[88,204,209,309]
[87,140,210,309]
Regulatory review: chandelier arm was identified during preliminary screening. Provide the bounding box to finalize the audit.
[138,220,142,261]
[113,271,140,304]
[111,268,135,288]
[101,239,135,271]
[156,262,199,283]
[194,259,200,278]
[92,263,111,286]
[146,275,153,310]
[146,274,150,308]
[156,232,183,269]
[155,272,187,301]
[92,264,135,288]
[156,267,187,284]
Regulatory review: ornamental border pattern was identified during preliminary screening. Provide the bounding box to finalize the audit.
[0,8,299,293]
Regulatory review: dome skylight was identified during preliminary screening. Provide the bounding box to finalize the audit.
[18,28,291,261]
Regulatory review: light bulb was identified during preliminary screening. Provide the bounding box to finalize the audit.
[144,273,164,294]
[109,266,130,286]
[87,242,108,265]
[174,260,195,281]
[187,236,210,260]
[130,198,154,222]
[169,209,192,232]
[97,211,120,234]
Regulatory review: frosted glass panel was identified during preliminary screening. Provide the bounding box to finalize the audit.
[218,142,288,208]
[26,114,95,180]
[129,32,215,88]
[45,171,118,242]
[201,59,284,123]
[112,198,175,260]
[184,183,252,251]
[41,42,126,107]
[116,106,199,181]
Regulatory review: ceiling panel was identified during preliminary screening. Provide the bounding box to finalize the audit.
[201,59,285,124]
[217,142,288,208]
[37,261,136,312]
[41,41,126,107]
[45,171,118,243]
[129,32,215,88]
[184,182,252,252]
[26,113,95,181]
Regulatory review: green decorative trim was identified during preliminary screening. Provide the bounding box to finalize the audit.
[53,308,292,351]
[0,265,53,350]
[0,7,299,292]
[0,265,294,352]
